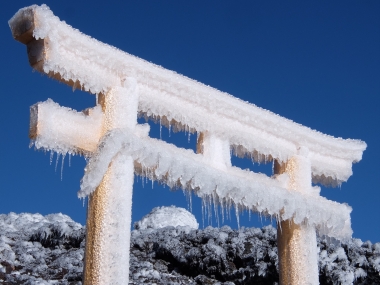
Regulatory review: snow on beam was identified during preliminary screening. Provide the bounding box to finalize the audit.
[30,99,103,155]
[77,129,352,240]
[29,98,352,239]
[30,99,151,156]
[10,5,366,186]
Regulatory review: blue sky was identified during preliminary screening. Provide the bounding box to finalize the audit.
[1,1,379,242]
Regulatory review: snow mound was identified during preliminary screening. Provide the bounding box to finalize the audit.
[0,212,82,240]
[134,206,199,230]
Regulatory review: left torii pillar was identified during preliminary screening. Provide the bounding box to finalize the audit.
[10,11,137,285]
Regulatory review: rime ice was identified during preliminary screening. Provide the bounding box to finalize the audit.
[12,1,362,244]
[9,4,367,285]
[30,99,103,155]
[75,128,352,240]
[9,4,366,185]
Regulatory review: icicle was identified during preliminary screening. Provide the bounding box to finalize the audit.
[55,153,60,172]
[213,191,220,228]
[168,121,171,137]
[68,153,71,167]
[50,151,54,165]
[235,204,240,229]
[159,117,162,139]
[228,199,232,221]
[144,166,148,186]
[201,198,205,229]
[277,215,282,233]
[183,189,188,209]
[189,190,193,212]
[226,199,229,221]
[183,189,193,212]
[60,153,66,180]
[208,195,212,226]
[220,199,225,224]
[141,166,145,188]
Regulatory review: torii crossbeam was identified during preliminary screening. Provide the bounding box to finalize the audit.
[10,5,366,285]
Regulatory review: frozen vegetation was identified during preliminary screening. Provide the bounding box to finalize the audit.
[1,209,379,285]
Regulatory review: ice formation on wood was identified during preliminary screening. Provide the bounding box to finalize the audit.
[27,98,354,239]
[9,4,365,240]
[9,4,367,285]
[76,127,352,240]
[9,4,366,186]
[30,99,103,155]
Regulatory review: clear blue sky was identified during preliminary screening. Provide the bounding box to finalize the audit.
[1,1,379,242]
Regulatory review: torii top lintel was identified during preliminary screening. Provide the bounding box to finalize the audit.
[9,4,366,187]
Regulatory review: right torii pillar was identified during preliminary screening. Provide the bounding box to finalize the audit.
[275,147,319,285]
[197,134,319,284]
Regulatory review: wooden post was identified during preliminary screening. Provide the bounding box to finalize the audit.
[10,13,138,283]
[84,80,138,284]
[274,151,319,285]
[196,132,231,170]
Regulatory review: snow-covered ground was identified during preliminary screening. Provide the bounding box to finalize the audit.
[0,208,379,284]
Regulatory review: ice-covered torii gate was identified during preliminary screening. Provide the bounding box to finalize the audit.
[10,5,366,285]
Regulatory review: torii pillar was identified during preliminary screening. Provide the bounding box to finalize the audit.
[30,84,138,285]
[9,11,139,284]
[274,149,319,285]
[83,82,139,284]
[198,132,319,285]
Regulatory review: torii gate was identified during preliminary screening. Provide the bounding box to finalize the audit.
[10,5,366,285]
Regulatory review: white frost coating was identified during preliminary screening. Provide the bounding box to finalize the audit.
[78,128,352,240]
[284,150,319,284]
[31,99,103,154]
[200,132,231,170]
[104,81,139,130]
[95,152,133,284]
[89,81,138,285]
[10,5,366,185]
[134,206,199,230]
[79,131,124,197]
[0,212,82,239]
